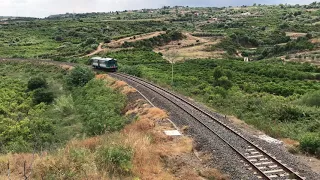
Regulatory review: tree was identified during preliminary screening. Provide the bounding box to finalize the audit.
[66,66,95,87]
[55,36,63,41]
[28,77,48,91]
[215,76,233,90]
[104,36,111,43]
[213,67,223,80]
[306,33,313,39]
[84,38,97,45]
[33,88,54,104]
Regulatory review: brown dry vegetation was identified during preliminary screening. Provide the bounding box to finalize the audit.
[84,31,165,57]
[60,64,74,70]
[107,31,165,48]
[281,53,320,67]
[84,31,224,61]
[154,33,223,62]
[310,38,320,44]
[285,32,307,39]
[0,74,227,180]
[96,74,137,94]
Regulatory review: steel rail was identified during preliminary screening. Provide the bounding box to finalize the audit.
[0,58,304,179]
[113,72,304,180]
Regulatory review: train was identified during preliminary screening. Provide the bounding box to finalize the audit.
[91,57,118,71]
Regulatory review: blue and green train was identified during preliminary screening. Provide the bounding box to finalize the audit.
[91,57,118,71]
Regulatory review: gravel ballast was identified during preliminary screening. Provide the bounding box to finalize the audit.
[111,73,320,180]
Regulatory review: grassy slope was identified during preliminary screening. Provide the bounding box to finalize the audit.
[1,4,320,156]
[109,49,320,156]
[0,61,126,153]
[0,20,167,59]
[0,72,228,180]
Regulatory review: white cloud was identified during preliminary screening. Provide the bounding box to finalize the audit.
[0,0,317,18]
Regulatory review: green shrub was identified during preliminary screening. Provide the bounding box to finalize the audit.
[53,95,75,116]
[298,90,320,107]
[65,66,95,87]
[33,88,54,104]
[74,80,126,135]
[300,133,320,157]
[5,136,32,153]
[84,37,97,46]
[55,36,63,41]
[276,105,305,122]
[69,148,91,166]
[104,36,111,43]
[28,77,48,91]
[95,146,133,175]
[119,65,142,77]
[214,76,233,90]
[213,67,223,80]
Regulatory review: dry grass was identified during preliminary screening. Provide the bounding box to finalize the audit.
[0,76,227,180]
[200,168,229,180]
[107,31,165,48]
[68,136,102,152]
[0,153,37,180]
[281,138,300,154]
[0,101,180,179]
[281,138,300,147]
[112,80,137,94]
[96,74,137,94]
[285,32,307,39]
[83,31,164,57]
[60,64,74,70]
[140,107,168,120]
[155,33,223,62]
[311,38,320,44]
[113,80,128,89]
[96,74,115,82]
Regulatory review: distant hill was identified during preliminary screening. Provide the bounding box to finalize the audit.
[0,16,37,21]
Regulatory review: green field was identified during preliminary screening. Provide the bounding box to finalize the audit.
[107,49,320,157]
[1,3,320,157]
[0,62,126,153]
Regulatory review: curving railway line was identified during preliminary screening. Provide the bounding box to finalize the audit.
[110,72,305,180]
[0,58,315,179]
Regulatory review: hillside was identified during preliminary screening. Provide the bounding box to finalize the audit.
[0,2,320,179]
[0,61,227,179]
[1,3,320,65]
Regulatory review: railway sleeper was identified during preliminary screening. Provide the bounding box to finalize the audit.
[113,73,306,180]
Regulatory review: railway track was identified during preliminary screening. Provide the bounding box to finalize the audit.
[0,58,310,179]
[111,72,305,180]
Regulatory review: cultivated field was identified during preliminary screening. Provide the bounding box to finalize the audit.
[1,2,320,179]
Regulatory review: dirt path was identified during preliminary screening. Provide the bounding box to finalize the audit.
[83,42,104,57]
[107,31,165,48]
[83,32,222,60]
[83,31,165,57]
[154,32,223,62]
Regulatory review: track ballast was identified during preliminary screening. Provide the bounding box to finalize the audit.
[112,72,305,180]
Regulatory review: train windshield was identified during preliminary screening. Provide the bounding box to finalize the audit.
[107,60,117,66]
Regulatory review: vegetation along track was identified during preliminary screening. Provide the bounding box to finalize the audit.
[0,58,307,179]
[111,72,305,180]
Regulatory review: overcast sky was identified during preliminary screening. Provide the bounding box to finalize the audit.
[0,0,317,18]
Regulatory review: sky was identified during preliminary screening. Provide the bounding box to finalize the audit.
[0,0,317,18]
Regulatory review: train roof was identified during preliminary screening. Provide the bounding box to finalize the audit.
[91,57,117,61]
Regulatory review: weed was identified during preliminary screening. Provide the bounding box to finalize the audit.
[95,145,133,176]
